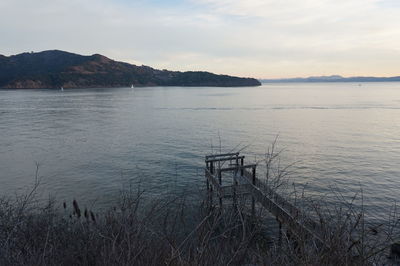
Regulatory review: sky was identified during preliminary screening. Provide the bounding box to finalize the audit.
[1,0,399,78]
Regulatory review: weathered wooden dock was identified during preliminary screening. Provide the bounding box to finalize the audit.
[205,152,326,246]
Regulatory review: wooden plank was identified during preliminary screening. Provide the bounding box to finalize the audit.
[205,156,245,163]
[241,169,325,246]
[205,152,239,159]
[246,182,325,245]
[219,164,257,172]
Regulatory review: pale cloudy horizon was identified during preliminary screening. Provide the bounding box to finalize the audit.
[1,0,399,79]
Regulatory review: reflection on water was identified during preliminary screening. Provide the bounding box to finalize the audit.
[1,83,400,223]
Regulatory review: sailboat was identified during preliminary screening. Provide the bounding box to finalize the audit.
[131,84,134,89]
[61,87,64,91]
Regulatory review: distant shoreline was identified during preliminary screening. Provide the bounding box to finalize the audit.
[261,75,400,83]
[262,80,400,83]
[0,84,262,90]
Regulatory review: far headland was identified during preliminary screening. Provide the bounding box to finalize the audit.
[0,50,261,89]
[261,75,400,83]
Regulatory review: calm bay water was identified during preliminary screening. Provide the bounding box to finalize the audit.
[1,83,400,222]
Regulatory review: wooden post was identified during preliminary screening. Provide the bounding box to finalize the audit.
[240,157,244,176]
[206,183,213,210]
[391,242,400,261]
[233,153,239,207]
[233,168,238,208]
[209,183,213,207]
[218,169,223,209]
[251,166,256,218]
[278,220,282,248]
[205,166,211,208]
[205,164,210,191]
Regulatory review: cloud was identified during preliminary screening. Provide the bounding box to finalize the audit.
[0,0,399,78]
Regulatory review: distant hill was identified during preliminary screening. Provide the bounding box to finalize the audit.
[0,50,261,89]
[261,75,400,83]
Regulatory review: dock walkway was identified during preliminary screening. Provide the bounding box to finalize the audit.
[205,152,325,246]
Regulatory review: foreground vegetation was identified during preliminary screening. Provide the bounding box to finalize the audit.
[1,186,398,265]
[1,150,399,265]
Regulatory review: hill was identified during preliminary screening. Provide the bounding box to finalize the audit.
[0,50,261,88]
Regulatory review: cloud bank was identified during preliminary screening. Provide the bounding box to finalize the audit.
[1,0,399,78]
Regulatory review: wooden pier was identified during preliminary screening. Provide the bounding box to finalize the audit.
[205,152,326,247]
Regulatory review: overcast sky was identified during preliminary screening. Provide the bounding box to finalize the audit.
[1,0,399,78]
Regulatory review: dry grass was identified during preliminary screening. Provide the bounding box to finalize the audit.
[0,186,270,265]
[0,151,399,265]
